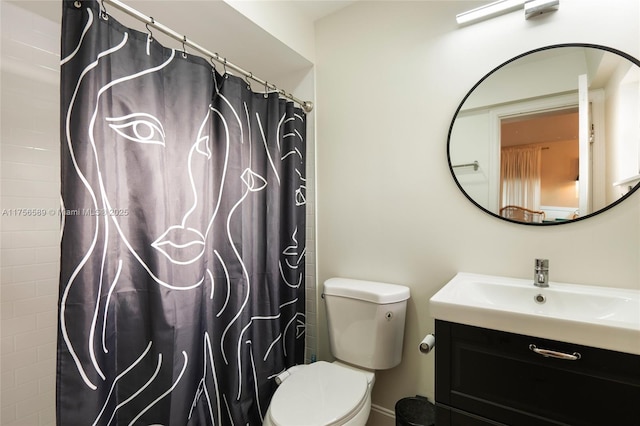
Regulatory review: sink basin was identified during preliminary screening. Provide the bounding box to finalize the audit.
[429,272,640,355]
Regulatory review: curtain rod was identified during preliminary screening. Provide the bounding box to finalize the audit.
[101,0,314,113]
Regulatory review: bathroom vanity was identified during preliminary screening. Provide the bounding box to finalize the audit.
[429,272,640,426]
[434,320,640,426]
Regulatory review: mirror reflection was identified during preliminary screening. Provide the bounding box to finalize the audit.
[448,44,640,225]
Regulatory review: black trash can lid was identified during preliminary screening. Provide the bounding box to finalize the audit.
[395,396,435,426]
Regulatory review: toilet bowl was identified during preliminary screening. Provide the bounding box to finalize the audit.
[263,361,375,426]
[263,278,410,426]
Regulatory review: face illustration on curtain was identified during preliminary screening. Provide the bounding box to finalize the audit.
[57,1,306,425]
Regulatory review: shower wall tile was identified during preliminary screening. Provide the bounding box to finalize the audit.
[304,122,317,363]
[1,3,60,425]
[1,144,57,165]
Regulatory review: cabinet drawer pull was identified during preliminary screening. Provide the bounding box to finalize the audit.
[529,344,581,360]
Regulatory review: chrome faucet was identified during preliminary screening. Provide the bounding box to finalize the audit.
[534,258,549,287]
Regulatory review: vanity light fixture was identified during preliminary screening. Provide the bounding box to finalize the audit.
[456,0,559,25]
[456,0,525,25]
[525,0,560,19]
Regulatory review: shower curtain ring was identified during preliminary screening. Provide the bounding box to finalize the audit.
[99,0,109,20]
[145,18,154,42]
[181,36,188,58]
[223,58,229,78]
[73,1,82,9]
[245,72,253,90]
[211,53,221,71]
[264,81,269,98]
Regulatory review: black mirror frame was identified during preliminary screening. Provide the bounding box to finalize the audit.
[447,43,640,226]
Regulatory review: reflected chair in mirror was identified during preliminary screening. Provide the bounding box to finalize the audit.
[500,205,546,223]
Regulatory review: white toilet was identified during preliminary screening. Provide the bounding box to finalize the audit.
[264,277,411,426]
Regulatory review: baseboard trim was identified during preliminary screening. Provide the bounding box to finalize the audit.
[371,403,395,420]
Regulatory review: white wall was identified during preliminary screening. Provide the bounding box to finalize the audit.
[449,109,492,209]
[224,0,317,63]
[315,0,640,423]
[1,2,60,424]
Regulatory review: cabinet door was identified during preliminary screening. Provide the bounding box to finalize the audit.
[435,321,640,426]
[437,404,509,426]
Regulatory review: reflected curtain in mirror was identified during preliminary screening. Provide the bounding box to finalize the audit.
[500,145,542,213]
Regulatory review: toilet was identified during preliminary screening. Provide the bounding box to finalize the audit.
[264,277,411,426]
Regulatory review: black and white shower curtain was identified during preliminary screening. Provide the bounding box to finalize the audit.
[57,1,306,424]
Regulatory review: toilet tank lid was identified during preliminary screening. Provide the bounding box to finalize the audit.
[324,278,410,304]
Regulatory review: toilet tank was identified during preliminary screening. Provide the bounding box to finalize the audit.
[324,278,410,370]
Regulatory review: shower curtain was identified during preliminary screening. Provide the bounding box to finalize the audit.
[57,1,306,424]
[500,145,542,211]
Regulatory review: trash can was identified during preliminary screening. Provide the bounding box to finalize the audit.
[395,395,435,426]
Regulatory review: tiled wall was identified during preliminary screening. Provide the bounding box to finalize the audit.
[305,111,317,363]
[1,2,61,425]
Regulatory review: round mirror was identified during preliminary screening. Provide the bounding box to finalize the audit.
[448,44,640,225]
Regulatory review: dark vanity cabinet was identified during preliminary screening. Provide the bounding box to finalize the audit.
[435,320,640,426]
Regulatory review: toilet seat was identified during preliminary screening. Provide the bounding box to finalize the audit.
[268,361,369,426]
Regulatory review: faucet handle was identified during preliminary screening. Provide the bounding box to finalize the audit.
[534,258,550,287]
[535,258,549,270]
